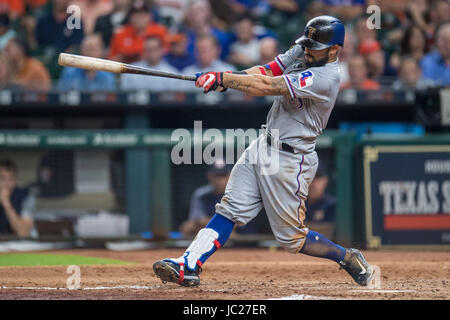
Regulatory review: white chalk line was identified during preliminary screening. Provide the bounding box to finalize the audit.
[1,285,416,300]
[0,285,162,291]
[0,285,235,293]
[268,294,340,300]
[0,286,338,300]
[350,289,415,293]
[271,288,417,300]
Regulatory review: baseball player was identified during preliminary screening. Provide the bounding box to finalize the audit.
[153,16,375,287]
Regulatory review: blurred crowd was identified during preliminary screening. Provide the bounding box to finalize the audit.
[0,0,449,92]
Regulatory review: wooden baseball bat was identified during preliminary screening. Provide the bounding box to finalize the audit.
[58,53,197,81]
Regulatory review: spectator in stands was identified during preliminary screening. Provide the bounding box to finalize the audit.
[0,54,22,90]
[0,159,35,237]
[338,30,355,84]
[421,21,450,86]
[226,0,263,17]
[70,0,114,35]
[406,0,449,43]
[58,34,116,91]
[400,25,428,62]
[393,56,434,89]
[320,0,365,22]
[354,15,377,47]
[0,0,22,21]
[4,36,51,91]
[374,0,411,11]
[182,0,233,61]
[209,0,265,27]
[182,35,236,77]
[109,0,167,63]
[35,0,84,53]
[304,164,336,239]
[180,159,258,237]
[120,35,181,91]
[375,6,403,54]
[0,13,15,50]
[259,37,279,65]
[304,1,327,22]
[228,15,261,69]
[180,161,232,237]
[389,24,428,71]
[154,0,189,29]
[94,0,131,48]
[0,0,48,21]
[14,0,49,56]
[429,0,450,26]
[34,0,84,79]
[359,39,396,83]
[305,165,336,223]
[32,151,74,198]
[341,55,380,90]
[257,0,310,51]
[0,54,10,86]
[164,32,196,71]
[406,0,430,34]
[267,0,302,14]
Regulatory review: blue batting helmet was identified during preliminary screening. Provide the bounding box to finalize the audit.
[295,15,345,50]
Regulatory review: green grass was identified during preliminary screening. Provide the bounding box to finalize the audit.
[0,253,132,266]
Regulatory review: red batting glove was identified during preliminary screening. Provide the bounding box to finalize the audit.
[195,72,223,93]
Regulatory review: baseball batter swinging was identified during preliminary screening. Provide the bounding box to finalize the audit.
[153,16,375,287]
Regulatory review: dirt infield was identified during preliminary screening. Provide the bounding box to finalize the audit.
[0,248,449,300]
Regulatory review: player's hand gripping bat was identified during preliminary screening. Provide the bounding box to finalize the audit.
[58,53,197,81]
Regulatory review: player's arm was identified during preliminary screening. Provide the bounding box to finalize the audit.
[213,64,275,92]
[223,73,289,96]
[242,58,286,77]
[218,59,285,78]
[242,65,273,76]
[196,72,289,97]
[0,200,33,237]
[226,44,299,78]
[196,50,293,93]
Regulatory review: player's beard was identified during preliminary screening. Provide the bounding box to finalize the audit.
[304,49,330,68]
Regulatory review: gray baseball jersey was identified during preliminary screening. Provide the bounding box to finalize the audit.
[215,45,341,253]
[267,45,340,154]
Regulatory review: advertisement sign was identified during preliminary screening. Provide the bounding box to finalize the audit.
[363,145,450,247]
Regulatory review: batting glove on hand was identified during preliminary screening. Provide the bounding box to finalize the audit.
[195,71,223,93]
[196,72,227,92]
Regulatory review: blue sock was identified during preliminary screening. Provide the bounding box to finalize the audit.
[197,213,235,265]
[299,230,346,263]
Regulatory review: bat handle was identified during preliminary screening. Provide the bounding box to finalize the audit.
[184,74,198,81]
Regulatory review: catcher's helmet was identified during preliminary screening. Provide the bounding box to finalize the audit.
[296,15,345,50]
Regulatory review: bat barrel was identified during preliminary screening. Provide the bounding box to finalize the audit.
[58,53,124,73]
[58,53,197,81]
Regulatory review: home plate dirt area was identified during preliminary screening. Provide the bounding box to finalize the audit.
[0,249,448,300]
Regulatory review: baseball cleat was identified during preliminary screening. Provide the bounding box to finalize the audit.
[339,248,374,286]
[153,259,201,287]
